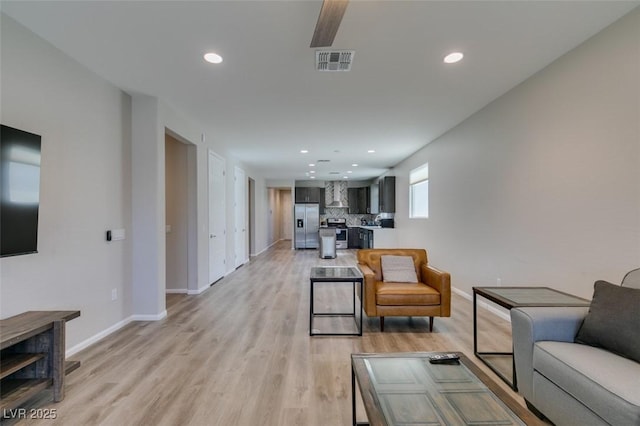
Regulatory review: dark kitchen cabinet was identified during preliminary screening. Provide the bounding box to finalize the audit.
[348,188,358,214]
[348,187,370,214]
[295,187,321,203]
[319,188,326,214]
[358,187,370,213]
[358,228,374,249]
[378,176,396,213]
[348,227,360,249]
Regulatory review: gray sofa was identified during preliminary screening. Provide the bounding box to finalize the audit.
[511,269,640,425]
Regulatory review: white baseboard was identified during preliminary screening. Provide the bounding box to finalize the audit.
[66,309,168,358]
[251,239,284,257]
[66,315,134,357]
[165,288,188,294]
[452,287,511,322]
[188,285,209,295]
[131,310,168,321]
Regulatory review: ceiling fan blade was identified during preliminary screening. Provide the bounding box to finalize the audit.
[310,0,349,48]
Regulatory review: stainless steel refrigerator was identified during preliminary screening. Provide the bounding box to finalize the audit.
[294,204,319,249]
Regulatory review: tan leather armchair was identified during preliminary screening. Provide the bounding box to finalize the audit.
[356,248,451,332]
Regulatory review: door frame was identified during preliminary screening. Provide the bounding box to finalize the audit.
[208,150,226,284]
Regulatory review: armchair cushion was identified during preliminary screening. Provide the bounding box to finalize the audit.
[381,255,418,283]
[376,282,440,306]
[575,280,640,363]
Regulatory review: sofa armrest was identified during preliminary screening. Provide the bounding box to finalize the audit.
[511,306,589,400]
[421,264,451,317]
[357,263,378,316]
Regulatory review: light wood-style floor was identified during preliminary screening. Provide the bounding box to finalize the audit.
[13,241,522,425]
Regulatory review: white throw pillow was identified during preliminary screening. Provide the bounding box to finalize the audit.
[381,255,418,283]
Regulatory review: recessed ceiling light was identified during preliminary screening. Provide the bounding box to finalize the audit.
[343,176,349,179]
[310,176,316,179]
[300,149,308,154]
[204,52,223,64]
[309,170,315,174]
[352,163,358,167]
[309,163,315,167]
[368,150,375,153]
[444,52,464,64]
[347,171,353,174]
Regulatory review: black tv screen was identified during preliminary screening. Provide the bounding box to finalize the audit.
[1,124,42,257]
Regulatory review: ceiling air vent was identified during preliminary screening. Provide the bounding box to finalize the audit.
[316,50,354,72]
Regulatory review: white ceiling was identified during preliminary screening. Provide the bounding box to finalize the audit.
[2,1,638,181]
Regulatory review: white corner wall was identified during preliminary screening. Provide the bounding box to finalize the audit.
[393,9,640,299]
[0,14,133,346]
[0,12,276,352]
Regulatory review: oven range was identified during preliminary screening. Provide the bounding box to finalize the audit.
[325,218,348,249]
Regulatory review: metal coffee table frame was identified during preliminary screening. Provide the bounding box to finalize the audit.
[473,286,590,390]
[310,266,363,336]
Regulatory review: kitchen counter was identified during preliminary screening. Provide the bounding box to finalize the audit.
[352,226,397,248]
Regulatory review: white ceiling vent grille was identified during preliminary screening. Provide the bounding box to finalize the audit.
[316,50,354,72]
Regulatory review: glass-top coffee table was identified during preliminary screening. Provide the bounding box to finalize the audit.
[351,352,543,426]
[473,286,590,390]
[310,266,363,336]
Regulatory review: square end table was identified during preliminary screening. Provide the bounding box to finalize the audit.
[310,266,363,336]
[473,286,590,390]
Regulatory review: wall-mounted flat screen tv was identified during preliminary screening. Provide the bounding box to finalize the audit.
[1,124,42,257]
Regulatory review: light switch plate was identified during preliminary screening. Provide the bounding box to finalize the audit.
[111,228,125,241]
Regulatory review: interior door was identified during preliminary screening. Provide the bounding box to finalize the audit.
[234,166,247,267]
[208,151,226,284]
[281,190,293,240]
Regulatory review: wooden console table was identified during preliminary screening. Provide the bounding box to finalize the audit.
[1,311,80,411]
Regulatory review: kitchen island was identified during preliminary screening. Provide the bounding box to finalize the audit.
[356,226,397,249]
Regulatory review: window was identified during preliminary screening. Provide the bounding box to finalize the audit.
[410,163,428,218]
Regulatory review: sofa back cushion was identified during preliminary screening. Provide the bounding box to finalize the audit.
[575,280,640,363]
[357,249,427,282]
[621,268,640,289]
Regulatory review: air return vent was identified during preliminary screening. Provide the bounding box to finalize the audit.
[316,50,354,72]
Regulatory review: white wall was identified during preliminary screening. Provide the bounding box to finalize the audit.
[0,13,275,351]
[393,9,640,299]
[0,15,133,346]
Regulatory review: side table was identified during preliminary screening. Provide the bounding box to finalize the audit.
[473,286,590,390]
[310,266,363,336]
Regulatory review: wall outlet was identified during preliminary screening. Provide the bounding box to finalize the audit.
[497,278,502,287]
[111,288,117,301]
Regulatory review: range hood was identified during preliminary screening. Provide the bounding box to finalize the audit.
[327,181,349,208]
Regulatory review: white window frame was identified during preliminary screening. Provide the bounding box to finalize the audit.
[409,163,429,219]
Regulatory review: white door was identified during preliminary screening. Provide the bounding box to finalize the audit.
[234,166,247,267]
[208,151,226,284]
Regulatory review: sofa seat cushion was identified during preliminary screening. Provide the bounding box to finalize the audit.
[534,341,640,425]
[376,281,440,306]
